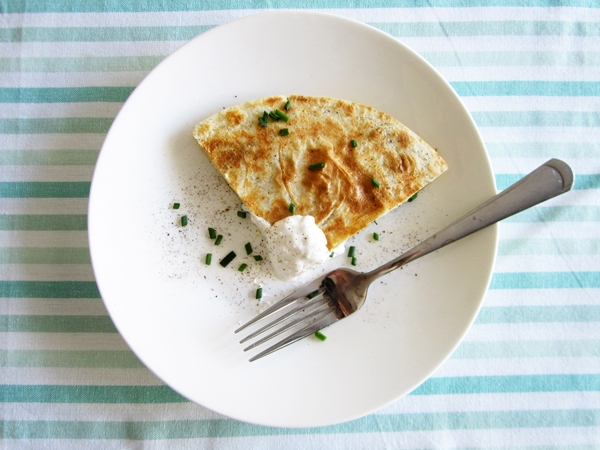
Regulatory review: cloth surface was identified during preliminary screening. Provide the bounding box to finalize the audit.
[1,1,599,448]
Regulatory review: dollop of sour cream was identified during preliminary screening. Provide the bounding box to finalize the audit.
[252,214,331,280]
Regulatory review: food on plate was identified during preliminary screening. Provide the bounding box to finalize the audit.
[193,95,447,279]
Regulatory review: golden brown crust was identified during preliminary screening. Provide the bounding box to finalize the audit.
[193,95,447,250]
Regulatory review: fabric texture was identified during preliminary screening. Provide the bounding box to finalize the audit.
[0,1,598,448]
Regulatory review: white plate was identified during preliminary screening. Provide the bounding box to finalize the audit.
[89,11,497,428]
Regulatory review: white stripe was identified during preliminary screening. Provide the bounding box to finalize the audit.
[0,198,89,215]
[480,127,600,143]
[0,41,185,58]
[490,158,600,176]
[466,323,600,341]
[462,96,600,113]
[0,103,123,119]
[0,367,162,385]
[0,231,90,248]
[482,288,600,307]
[494,254,600,273]
[500,222,600,239]
[0,298,106,316]
[4,7,600,28]
[435,356,600,377]
[0,332,129,350]
[0,134,105,150]
[0,71,147,88]
[0,264,94,281]
[438,65,600,82]
[0,166,94,182]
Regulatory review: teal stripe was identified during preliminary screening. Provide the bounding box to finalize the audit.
[0,410,597,438]
[423,51,600,67]
[453,340,600,358]
[496,173,600,190]
[0,87,133,103]
[0,281,99,298]
[2,0,600,13]
[0,350,143,368]
[0,385,185,403]
[486,142,600,159]
[0,149,99,165]
[0,315,114,332]
[476,305,600,323]
[0,26,213,43]
[0,248,90,264]
[0,56,165,73]
[0,118,113,134]
[490,272,600,289]
[498,239,600,255]
[503,206,600,222]
[373,21,600,37]
[0,182,90,198]
[472,111,600,127]
[0,215,87,231]
[452,81,600,96]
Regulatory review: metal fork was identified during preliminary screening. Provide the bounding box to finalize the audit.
[235,159,574,361]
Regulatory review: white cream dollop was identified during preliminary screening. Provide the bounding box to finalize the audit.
[260,215,330,280]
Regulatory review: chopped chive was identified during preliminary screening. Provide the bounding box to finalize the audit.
[256,287,263,299]
[372,178,381,188]
[284,100,291,110]
[173,202,180,209]
[315,331,327,341]
[245,242,253,255]
[181,215,188,226]
[373,232,380,241]
[351,256,357,266]
[330,252,334,258]
[219,251,236,267]
[348,246,355,258]
[237,211,247,218]
[253,255,263,261]
[238,263,248,272]
[307,289,320,299]
[289,203,296,214]
[275,109,289,122]
[268,111,279,121]
[309,162,326,171]
[280,128,289,136]
[262,111,268,121]
[214,235,223,245]
[208,227,217,239]
[408,192,418,202]
[258,117,267,127]
[350,139,358,148]
[205,253,212,265]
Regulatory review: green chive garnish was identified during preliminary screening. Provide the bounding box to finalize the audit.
[259,116,267,127]
[214,235,223,245]
[330,252,334,258]
[351,256,357,266]
[289,203,296,214]
[253,255,263,261]
[348,246,355,258]
[245,242,253,255]
[280,128,289,136]
[350,139,358,148]
[307,290,320,299]
[372,178,381,188]
[237,211,247,218]
[219,251,236,267]
[408,192,418,202]
[173,203,180,209]
[208,228,217,239]
[181,215,188,226]
[275,109,289,122]
[238,263,248,272]
[309,162,326,171]
[205,253,212,265]
[268,111,279,121]
[315,331,327,341]
[373,232,380,241]
[256,287,263,299]
[285,100,291,110]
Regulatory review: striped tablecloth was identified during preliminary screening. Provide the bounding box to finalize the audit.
[1,1,599,447]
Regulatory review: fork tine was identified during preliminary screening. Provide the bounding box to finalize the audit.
[243,303,334,352]
[248,311,339,362]
[239,292,327,344]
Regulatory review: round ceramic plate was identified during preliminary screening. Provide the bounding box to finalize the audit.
[89,11,497,428]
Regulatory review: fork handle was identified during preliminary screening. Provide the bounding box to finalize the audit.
[366,159,574,281]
